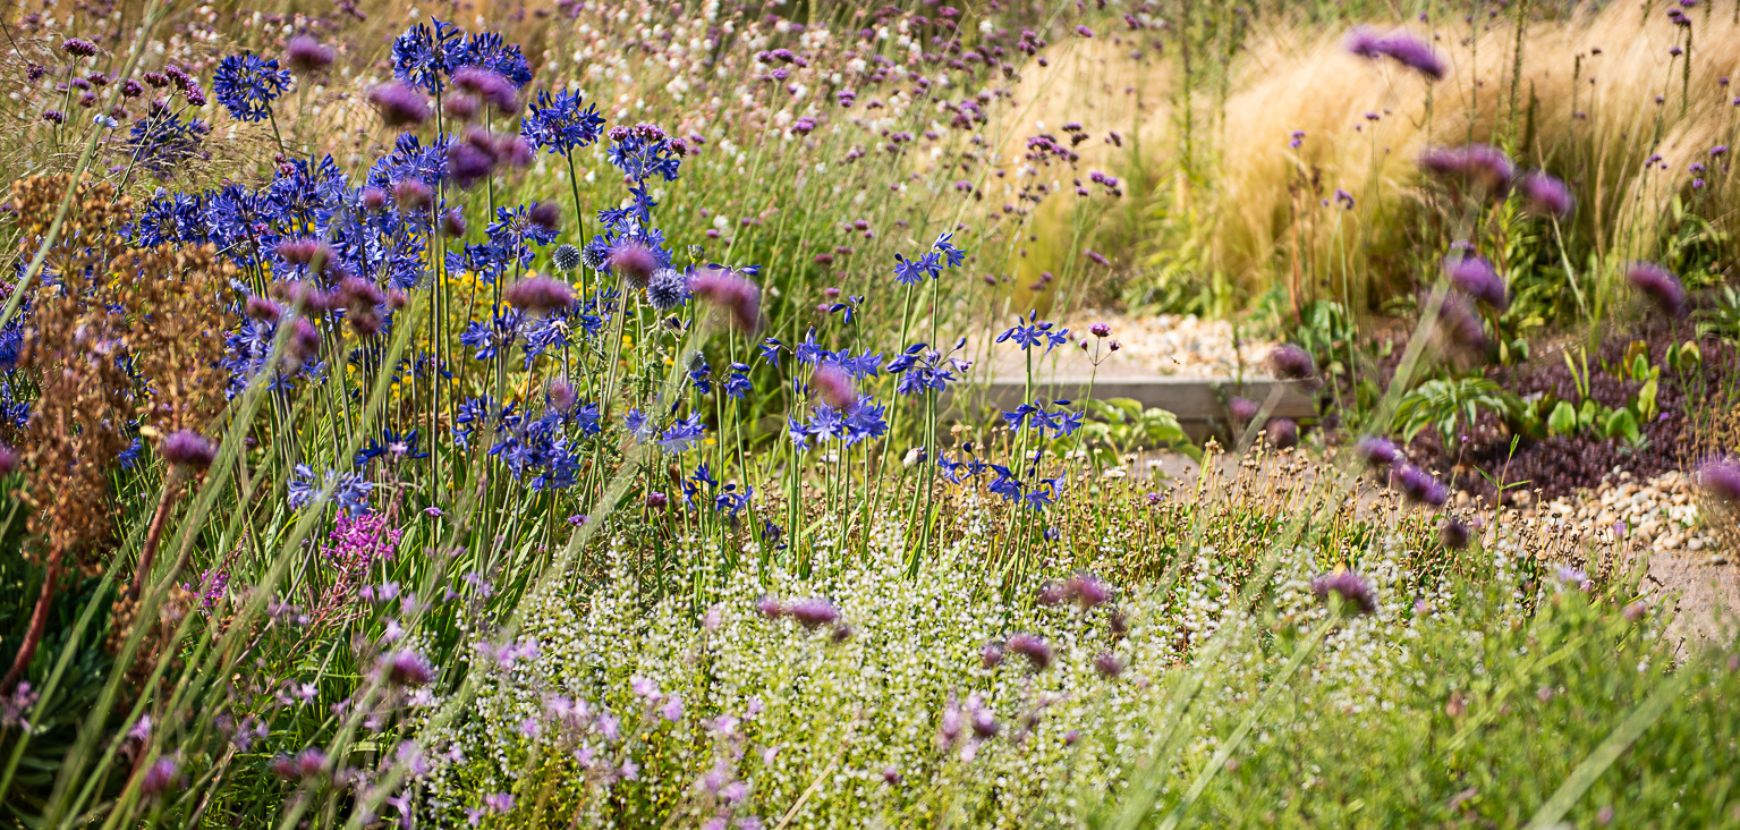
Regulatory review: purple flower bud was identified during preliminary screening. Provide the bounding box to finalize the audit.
[811,363,857,408]
[285,35,334,74]
[690,268,763,333]
[606,239,660,287]
[1228,396,1259,425]
[392,179,432,210]
[443,92,479,121]
[504,275,575,314]
[452,67,518,114]
[160,429,216,469]
[1698,457,1740,504]
[270,747,329,780]
[367,81,430,128]
[1355,436,1401,467]
[1065,573,1112,609]
[546,378,577,414]
[645,491,669,510]
[786,598,841,629]
[1093,652,1123,677]
[1268,344,1316,381]
[1006,633,1052,670]
[980,642,1004,669]
[62,38,98,58]
[1420,144,1515,194]
[755,596,785,619]
[245,295,282,322]
[1440,517,1471,549]
[1089,322,1111,338]
[1515,171,1573,218]
[1266,417,1299,449]
[1311,570,1377,615]
[382,650,434,686]
[140,757,179,798]
[1394,463,1448,507]
[441,208,467,237]
[0,445,16,475]
[360,186,388,211]
[1446,253,1508,309]
[1625,261,1686,317]
[528,201,561,233]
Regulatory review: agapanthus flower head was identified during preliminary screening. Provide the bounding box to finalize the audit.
[690,268,762,333]
[1266,417,1299,449]
[1698,457,1740,504]
[1515,171,1573,218]
[1268,343,1316,381]
[811,363,857,408]
[161,429,217,469]
[606,238,659,287]
[212,52,292,122]
[452,66,518,113]
[1420,144,1514,195]
[522,89,605,155]
[285,35,334,74]
[1446,252,1507,309]
[1310,570,1377,615]
[368,81,431,128]
[505,274,574,314]
[1005,633,1053,670]
[1624,261,1686,317]
[645,267,690,311]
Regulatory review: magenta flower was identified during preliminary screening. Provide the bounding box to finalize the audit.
[505,274,575,314]
[1311,570,1377,615]
[1624,261,1686,317]
[367,81,431,127]
[1515,171,1573,218]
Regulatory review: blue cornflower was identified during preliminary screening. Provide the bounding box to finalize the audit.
[212,53,292,122]
[658,413,705,453]
[522,89,606,155]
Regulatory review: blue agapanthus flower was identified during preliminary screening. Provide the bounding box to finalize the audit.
[453,31,533,89]
[288,464,375,515]
[212,53,292,122]
[393,18,463,94]
[127,111,208,177]
[522,89,605,154]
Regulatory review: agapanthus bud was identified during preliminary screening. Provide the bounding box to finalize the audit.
[606,239,660,287]
[505,274,575,314]
[368,81,431,128]
[285,35,334,74]
[1005,633,1052,670]
[1310,570,1377,615]
[1625,261,1686,317]
[689,268,762,333]
[160,430,217,469]
[1268,344,1315,381]
[811,363,857,408]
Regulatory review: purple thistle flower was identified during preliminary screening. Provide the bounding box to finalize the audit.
[160,429,217,469]
[811,363,857,409]
[1310,570,1377,615]
[1393,463,1448,507]
[786,598,841,629]
[1228,396,1259,425]
[606,239,659,287]
[1355,436,1401,468]
[547,378,577,413]
[505,275,574,314]
[270,748,329,781]
[1267,343,1316,381]
[383,650,434,686]
[285,35,335,74]
[690,268,762,333]
[1446,252,1508,309]
[368,81,431,128]
[1420,144,1514,195]
[1624,261,1686,317]
[1440,518,1471,549]
[1064,573,1112,609]
[980,642,1004,668]
[1515,171,1573,218]
[1006,633,1052,670]
[1093,652,1124,678]
[1698,458,1740,504]
[452,66,518,113]
[1266,417,1300,449]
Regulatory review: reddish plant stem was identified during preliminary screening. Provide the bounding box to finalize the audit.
[3,544,63,690]
[128,476,181,602]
